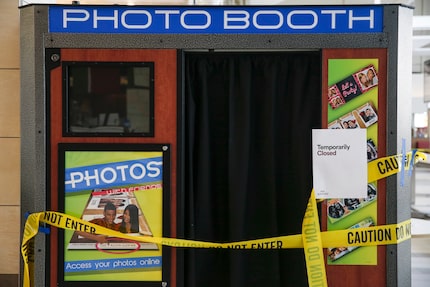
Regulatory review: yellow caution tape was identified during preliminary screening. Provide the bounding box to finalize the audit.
[21,151,428,287]
[368,150,426,182]
[303,190,328,287]
[321,219,411,247]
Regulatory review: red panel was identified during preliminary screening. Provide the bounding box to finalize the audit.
[49,49,178,287]
[322,49,387,287]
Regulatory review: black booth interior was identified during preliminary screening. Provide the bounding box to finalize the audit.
[183,51,322,287]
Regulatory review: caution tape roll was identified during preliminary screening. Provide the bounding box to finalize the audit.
[21,151,428,287]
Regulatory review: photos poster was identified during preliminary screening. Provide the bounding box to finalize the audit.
[327,59,379,265]
[61,147,165,282]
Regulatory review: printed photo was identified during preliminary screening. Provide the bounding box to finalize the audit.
[327,183,377,224]
[356,102,378,128]
[367,139,378,161]
[343,197,362,211]
[328,85,345,109]
[365,183,377,202]
[353,65,378,93]
[328,64,378,110]
[339,113,360,129]
[68,188,158,250]
[327,199,348,220]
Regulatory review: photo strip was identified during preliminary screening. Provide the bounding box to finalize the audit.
[327,183,377,224]
[355,102,378,128]
[327,64,378,110]
[328,85,345,109]
[329,101,378,129]
[353,65,378,93]
[339,112,360,129]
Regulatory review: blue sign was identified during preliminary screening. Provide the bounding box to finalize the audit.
[49,6,383,34]
[65,256,162,273]
[65,157,163,193]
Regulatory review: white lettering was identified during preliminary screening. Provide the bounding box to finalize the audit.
[180,10,211,29]
[121,10,152,29]
[349,9,374,29]
[321,10,346,29]
[84,169,100,186]
[63,9,90,28]
[287,10,318,29]
[155,10,180,29]
[65,161,163,190]
[253,10,283,29]
[224,10,250,29]
[93,10,118,29]
[116,165,128,181]
[66,172,84,188]
[129,163,146,180]
[147,161,162,177]
[66,262,92,270]
[100,167,117,183]
[58,8,379,33]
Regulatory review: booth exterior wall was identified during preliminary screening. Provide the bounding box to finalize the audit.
[0,0,21,287]
[386,5,414,287]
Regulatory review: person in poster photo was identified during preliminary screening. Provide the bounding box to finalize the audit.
[344,198,361,211]
[365,108,376,121]
[360,107,376,123]
[339,112,360,129]
[367,142,378,161]
[328,85,345,109]
[328,200,346,219]
[88,202,120,230]
[332,96,345,108]
[358,72,372,90]
[366,184,377,201]
[119,204,140,233]
[367,67,378,86]
[328,86,338,98]
[354,65,378,92]
[76,202,120,243]
[356,102,378,128]
[347,119,358,129]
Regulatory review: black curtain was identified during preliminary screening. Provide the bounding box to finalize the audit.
[183,51,321,287]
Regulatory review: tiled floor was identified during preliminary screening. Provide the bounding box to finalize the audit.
[411,165,430,287]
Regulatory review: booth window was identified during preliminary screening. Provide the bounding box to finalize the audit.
[64,62,154,136]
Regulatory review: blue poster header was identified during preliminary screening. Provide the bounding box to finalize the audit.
[49,6,383,34]
[65,157,162,193]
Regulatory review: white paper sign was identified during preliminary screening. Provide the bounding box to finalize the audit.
[312,129,367,199]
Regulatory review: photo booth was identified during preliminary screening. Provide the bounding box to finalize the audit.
[20,4,413,287]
